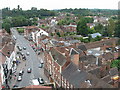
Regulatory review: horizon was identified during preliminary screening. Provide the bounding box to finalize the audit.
[1,7,118,11]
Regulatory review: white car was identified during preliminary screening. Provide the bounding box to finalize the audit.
[26,52,30,56]
[17,76,22,81]
[38,78,44,84]
[40,60,44,64]
[27,68,32,73]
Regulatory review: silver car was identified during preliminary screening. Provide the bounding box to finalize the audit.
[17,76,22,81]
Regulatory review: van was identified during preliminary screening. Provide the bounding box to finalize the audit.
[32,79,40,85]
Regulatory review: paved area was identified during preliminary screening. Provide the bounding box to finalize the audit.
[8,28,50,88]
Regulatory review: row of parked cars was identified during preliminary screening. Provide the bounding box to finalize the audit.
[17,68,32,81]
[16,45,30,60]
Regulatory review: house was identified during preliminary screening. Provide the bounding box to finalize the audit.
[61,62,113,88]
[63,24,77,33]
[37,19,48,27]
[44,47,71,87]
[85,38,119,50]
[0,35,16,88]
[90,33,102,38]
[87,23,95,28]
[77,44,87,55]
[36,28,49,46]
[50,19,58,26]
[31,28,49,46]
[79,55,98,71]
[93,16,109,23]
[23,26,39,39]
[88,66,119,87]
[0,52,6,89]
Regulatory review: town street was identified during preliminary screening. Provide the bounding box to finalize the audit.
[10,28,49,88]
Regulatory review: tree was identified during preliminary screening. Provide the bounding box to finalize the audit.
[107,19,115,37]
[84,17,94,23]
[111,59,120,70]
[102,26,108,36]
[76,18,89,36]
[114,20,120,38]
[31,7,37,11]
[17,5,20,10]
[3,23,11,33]
[56,32,61,37]
[94,23,103,33]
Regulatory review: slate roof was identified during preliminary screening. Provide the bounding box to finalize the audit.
[79,55,96,65]
[1,42,15,57]
[0,35,11,49]
[88,67,101,77]
[68,70,88,88]
[62,63,113,88]
[77,44,87,51]
[70,48,79,55]
[62,62,78,79]
[50,48,66,66]
[102,52,114,60]
[109,67,118,76]
[80,55,96,61]
[75,48,83,54]
[102,75,111,83]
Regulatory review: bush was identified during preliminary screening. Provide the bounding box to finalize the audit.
[111,59,120,69]
[17,28,24,33]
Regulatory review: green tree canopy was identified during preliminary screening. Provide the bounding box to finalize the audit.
[111,59,120,70]
[2,23,11,33]
[94,23,103,33]
[76,18,89,36]
[107,19,115,37]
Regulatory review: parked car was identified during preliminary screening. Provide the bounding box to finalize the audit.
[23,47,26,50]
[19,70,24,76]
[27,68,32,73]
[16,55,20,60]
[17,46,22,51]
[17,76,22,81]
[26,52,30,56]
[22,56,26,60]
[21,52,24,56]
[38,64,43,68]
[13,85,18,88]
[40,60,44,64]
[38,77,44,84]
[38,51,40,55]
[16,51,20,54]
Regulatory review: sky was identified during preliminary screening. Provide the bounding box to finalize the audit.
[0,0,120,10]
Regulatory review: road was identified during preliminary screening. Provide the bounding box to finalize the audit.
[10,28,49,88]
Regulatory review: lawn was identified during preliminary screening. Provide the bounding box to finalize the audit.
[111,59,120,69]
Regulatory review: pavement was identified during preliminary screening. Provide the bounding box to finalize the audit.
[8,54,26,88]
